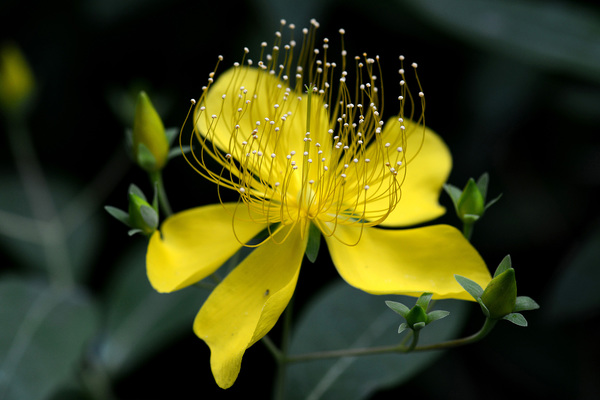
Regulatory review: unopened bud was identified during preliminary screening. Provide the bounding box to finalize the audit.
[133,91,168,171]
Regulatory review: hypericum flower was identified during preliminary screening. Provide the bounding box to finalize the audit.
[147,19,491,388]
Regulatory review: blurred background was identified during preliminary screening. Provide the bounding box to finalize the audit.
[1,0,599,399]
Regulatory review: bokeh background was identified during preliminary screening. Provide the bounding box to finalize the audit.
[1,0,599,399]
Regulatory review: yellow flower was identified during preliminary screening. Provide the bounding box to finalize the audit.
[0,42,35,113]
[146,20,491,388]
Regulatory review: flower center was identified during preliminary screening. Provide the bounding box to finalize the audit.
[182,19,425,244]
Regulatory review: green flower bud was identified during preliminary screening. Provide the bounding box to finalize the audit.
[133,91,169,171]
[480,268,517,319]
[457,178,485,222]
[128,191,158,235]
[0,43,35,114]
[405,304,428,331]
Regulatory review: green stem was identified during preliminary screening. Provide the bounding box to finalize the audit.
[285,317,497,363]
[272,297,294,400]
[462,221,474,241]
[149,170,173,217]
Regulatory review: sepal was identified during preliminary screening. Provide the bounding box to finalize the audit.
[455,255,539,325]
[386,292,450,334]
[104,184,159,236]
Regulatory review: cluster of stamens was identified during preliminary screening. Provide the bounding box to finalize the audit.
[182,19,425,243]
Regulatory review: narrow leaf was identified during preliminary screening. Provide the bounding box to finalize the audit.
[427,310,450,323]
[443,183,462,209]
[503,312,528,327]
[494,255,512,277]
[514,296,540,312]
[454,274,483,299]
[476,172,489,201]
[104,205,131,226]
[305,223,321,263]
[385,300,409,317]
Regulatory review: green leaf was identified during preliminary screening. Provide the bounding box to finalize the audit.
[385,300,409,317]
[135,142,157,171]
[514,296,540,312]
[164,127,179,147]
[285,281,469,400]
[397,322,409,334]
[128,183,147,201]
[443,183,462,209]
[454,274,484,299]
[415,292,433,310]
[427,310,450,323]
[104,205,131,226]
[544,223,600,322]
[93,240,206,377]
[0,172,103,282]
[476,172,489,201]
[484,193,503,212]
[305,223,321,263]
[494,255,512,278]
[139,204,158,230]
[398,0,600,84]
[503,312,528,327]
[0,277,98,400]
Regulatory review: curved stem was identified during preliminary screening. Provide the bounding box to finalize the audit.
[462,221,474,241]
[149,171,173,217]
[272,297,294,400]
[286,317,497,363]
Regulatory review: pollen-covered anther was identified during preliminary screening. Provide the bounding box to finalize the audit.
[190,98,196,104]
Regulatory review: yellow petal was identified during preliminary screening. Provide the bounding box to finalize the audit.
[146,203,267,292]
[194,67,331,194]
[194,224,307,388]
[325,224,491,300]
[366,119,451,227]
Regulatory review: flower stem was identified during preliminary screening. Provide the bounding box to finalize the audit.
[272,296,294,400]
[149,170,173,217]
[285,317,497,363]
[462,221,474,241]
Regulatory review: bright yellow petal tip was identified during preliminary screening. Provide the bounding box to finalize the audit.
[194,225,307,388]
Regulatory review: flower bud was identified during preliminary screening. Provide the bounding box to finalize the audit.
[456,178,485,223]
[0,43,35,114]
[133,91,169,171]
[405,304,428,331]
[128,191,159,235]
[480,268,517,319]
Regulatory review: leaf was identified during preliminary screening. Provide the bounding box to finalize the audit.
[285,281,470,400]
[443,183,462,210]
[544,222,600,322]
[385,300,409,317]
[503,312,528,327]
[454,274,483,300]
[398,0,600,84]
[514,296,540,313]
[93,240,206,377]
[306,223,321,263]
[0,172,103,282]
[494,254,512,277]
[104,205,130,226]
[0,277,98,400]
[476,172,489,201]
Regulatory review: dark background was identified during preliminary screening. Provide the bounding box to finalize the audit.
[2,0,600,399]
